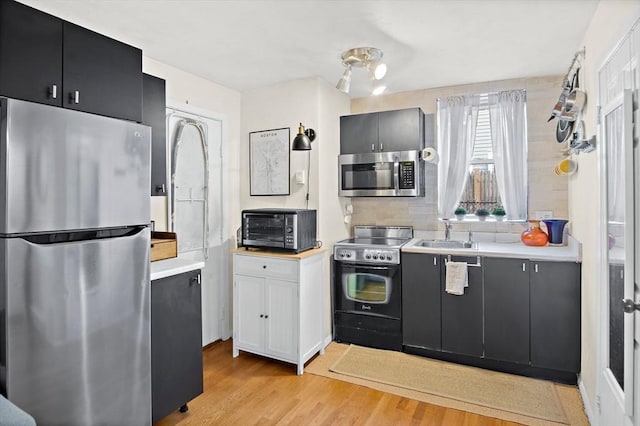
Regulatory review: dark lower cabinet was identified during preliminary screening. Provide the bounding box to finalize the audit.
[401,252,441,350]
[530,261,581,372]
[143,73,168,196]
[441,255,483,357]
[152,270,203,423]
[483,257,530,364]
[401,252,581,383]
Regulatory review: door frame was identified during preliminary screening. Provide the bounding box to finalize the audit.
[166,101,231,342]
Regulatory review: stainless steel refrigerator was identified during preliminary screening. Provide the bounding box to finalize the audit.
[0,98,152,425]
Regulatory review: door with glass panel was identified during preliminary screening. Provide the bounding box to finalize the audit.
[600,89,636,425]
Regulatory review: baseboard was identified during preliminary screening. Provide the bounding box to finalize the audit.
[578,375,596,425]
[323,334,333,348]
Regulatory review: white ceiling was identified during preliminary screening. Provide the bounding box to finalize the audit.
[20,0,599,98]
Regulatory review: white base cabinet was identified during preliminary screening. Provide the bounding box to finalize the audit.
[232,249,325,374]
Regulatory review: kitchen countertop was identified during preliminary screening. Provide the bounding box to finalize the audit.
[402,235,581,262]
[232,246,327,259]
[150,257,206,281]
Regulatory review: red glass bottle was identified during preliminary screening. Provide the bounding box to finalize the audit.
[521,220,549,247]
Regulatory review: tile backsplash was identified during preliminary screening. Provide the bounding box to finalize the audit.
[349,75,568,235]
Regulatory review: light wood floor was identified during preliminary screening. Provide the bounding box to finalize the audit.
[154,339,520,426]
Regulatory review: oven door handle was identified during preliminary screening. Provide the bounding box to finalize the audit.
[345,265,401,272]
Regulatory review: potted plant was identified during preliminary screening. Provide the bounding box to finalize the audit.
[475,207,490,221]
[492,206,506,222]
[454,206,467,220]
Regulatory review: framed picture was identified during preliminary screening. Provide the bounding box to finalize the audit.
[249,127,290,196]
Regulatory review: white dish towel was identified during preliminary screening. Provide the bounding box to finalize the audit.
[445,261,468,295]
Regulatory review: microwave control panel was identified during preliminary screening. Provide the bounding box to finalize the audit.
[399,162,415,189]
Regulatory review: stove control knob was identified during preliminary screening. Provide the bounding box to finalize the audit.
[339,252,345,258]
[346,253,351,258]
[387,255,393,261]
[373,255,378,260]
[365,254,371,260]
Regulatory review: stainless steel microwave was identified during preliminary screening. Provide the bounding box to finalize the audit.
[241,208,317,253]
[338,150,423,197]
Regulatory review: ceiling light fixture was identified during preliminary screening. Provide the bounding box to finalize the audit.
[336,47,387,96]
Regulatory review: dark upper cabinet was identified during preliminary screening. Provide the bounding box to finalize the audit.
[0,1,142,122]
[530,261,581,372]
[378,108,425,152]
[152,269,203,422]
[340,107,425,154]
[63,22,142,122]
[483,257,530,364]
[143,74,167,196]
[340,112,378,154]
[0,1,62,106]
[402,252,442,350]
[441,255,483,357]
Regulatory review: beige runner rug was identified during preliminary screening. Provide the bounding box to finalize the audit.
[326,344,569,424]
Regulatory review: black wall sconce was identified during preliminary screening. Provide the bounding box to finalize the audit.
[292,123,316,150]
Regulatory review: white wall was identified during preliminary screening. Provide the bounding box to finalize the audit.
[571,0,640,417]
[240,77,350,338]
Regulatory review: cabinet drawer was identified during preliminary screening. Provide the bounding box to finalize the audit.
[235,255,298,281]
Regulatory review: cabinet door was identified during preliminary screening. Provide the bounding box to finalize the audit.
[151,270,203,422]
[235,274,265,353]
[63,22,142,122]
[340,112,378,154]
[483,257,530,364]
[264,279,298,361]
[530,261,581,372]
[378,108,425,152]
[402,252,441,350]
[0,1,62,106]
[441,255,483,357]
[143,74,167,195]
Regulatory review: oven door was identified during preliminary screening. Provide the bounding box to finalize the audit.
[333,260,401,319]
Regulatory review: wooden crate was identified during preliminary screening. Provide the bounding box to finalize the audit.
[151,231,177,262]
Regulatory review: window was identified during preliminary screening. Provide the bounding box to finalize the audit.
[458,95,501,214]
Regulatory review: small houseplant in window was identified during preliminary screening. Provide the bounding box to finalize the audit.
[475,207,490,221]
[454,206,467,221]
[492,206,506,222]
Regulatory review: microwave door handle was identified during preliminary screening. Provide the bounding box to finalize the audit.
[393,159,400,195]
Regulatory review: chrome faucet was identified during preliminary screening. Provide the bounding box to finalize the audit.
[444,220,452,241]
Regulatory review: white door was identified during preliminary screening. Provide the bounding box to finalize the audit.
[599,89,636,425]
[264,279,298,361]
[235,274,265,353]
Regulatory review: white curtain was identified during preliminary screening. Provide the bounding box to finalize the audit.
[488,90,528,221]
[437,95,479,219]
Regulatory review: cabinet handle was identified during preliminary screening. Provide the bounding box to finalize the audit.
[262,265,267,269]
[70,90,80,104]
[371,144,375,152]
[259,314,264,318]
[155,184,166,194]
[380,143,384,151]
[264,315,269,319]
[534,264,539,273]
[49,84,57,99]
[522,263,526,272]
[433,257,437,266]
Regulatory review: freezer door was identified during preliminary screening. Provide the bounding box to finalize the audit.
[0,98,151,234]
[0,227,151,426]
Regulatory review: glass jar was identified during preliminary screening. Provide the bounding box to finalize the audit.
[521,220,549,247]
